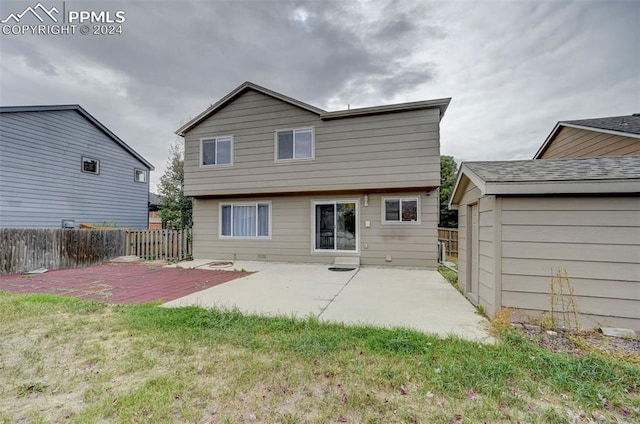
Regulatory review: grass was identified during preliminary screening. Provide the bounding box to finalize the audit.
[0,292,638,423]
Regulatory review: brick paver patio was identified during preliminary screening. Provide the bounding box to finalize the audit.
[0,263,248,304]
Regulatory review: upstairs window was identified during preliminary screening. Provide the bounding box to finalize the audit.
[201,136,233,166]
[134,169,147,183]
[276,127,313,161]
[383,197,419,223]
[82,157,100,175]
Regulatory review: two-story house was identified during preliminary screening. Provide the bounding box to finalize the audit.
[177,82,450,267]
[0,105,154,228]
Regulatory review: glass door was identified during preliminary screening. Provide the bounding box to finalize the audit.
[314,201,357,251]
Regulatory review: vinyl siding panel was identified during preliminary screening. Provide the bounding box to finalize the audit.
[540,126,640,159]
[452,180,497,314]
[183,90,441,196]
[0,110,150,228]
[500,196,640,330]
[192,191,438,268]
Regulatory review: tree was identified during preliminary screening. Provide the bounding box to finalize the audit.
[439,155,458,228]
[157,141,192,229]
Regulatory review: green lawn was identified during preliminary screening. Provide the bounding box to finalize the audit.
[0,292,638,423]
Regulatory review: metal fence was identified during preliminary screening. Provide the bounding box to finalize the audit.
[437,227,458,258]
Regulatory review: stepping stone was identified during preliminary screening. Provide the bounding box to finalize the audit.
[600,327,636,338]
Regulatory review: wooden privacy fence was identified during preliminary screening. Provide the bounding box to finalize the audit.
[0,228,125,275]
[438,227,459,258]
[124,229,192,261]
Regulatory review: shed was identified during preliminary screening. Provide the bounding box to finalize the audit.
[449,156,640,330]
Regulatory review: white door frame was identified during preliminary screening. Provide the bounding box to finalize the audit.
[311,199,359,254]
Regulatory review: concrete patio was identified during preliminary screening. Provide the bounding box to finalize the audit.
[164,260,493,343]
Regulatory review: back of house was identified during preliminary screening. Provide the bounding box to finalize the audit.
[177,82,450,267]
[0,105,153,228]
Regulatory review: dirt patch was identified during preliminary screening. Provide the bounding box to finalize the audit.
[516,323,640,363]
[0,263,249,304]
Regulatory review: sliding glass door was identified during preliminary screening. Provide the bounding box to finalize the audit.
[314,201,357,252]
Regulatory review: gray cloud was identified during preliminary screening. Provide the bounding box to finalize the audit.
[0,0,638,189]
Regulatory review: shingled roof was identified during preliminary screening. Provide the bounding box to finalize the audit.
[465,156,640,183]
[562,114,640,136]
[450,156,640,206]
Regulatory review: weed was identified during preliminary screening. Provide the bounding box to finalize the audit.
[17,383,48,397]
[476,305,487,318]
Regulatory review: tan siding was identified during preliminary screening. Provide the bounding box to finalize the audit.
[500,196,640,329]
[192,191,438,268]
[450,179,497,314]
[477,195,495,314]
[540,126,640,159]
[183,90,441,196]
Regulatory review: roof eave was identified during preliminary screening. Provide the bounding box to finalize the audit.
[321,98,451,121]
[1,104,154,170]
[484,179,640,195]
[449,164,488,208]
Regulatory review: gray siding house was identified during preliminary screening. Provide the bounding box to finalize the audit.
[450,156,640,330]
[177,82,450,267]
[0,105,154,228]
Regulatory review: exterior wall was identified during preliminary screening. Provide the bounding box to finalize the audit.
[192,190,438,268]
[540,126,640,159]
[455,180,497,315]
[0,110,150,228]
[183,90,441,196]
[500,196,640,330]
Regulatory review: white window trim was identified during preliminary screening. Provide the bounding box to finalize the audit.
[81,156,100,175]
[134,168,147,183]
[311,199,359,254]
[274,127,315,162]
[200,136,234,168]
[218,201,272,240]
[381,196,421,224]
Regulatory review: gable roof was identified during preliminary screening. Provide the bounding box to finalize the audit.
[534,114,640,159]
[176,81,451,136]
[0,104,154,170]
[450,156,640,207]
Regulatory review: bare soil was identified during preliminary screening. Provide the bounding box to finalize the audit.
[516,323,640,363]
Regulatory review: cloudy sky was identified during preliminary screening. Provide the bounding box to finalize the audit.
[1,0,638,190]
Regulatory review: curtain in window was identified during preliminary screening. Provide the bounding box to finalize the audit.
[233,205,257,237]
[257,204,269,236]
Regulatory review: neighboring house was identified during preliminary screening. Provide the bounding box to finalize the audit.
[534,114,640,159]
[0,105,154,228]
[149,192,162,229]
[449,156,640,330]
[176,82,451,267]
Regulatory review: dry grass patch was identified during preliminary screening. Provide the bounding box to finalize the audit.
[1,292,639,423]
